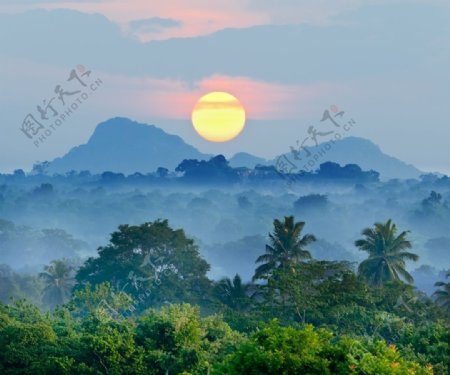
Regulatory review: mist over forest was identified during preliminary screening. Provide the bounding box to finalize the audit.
[1,156,449,288]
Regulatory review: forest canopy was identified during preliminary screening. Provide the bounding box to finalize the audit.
[0,217,448,374]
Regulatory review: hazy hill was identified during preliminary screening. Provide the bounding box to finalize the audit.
[274,137,421,180]
[48,117,211,174]
[228,152,269,169]
[48,117,421,179]
[230,137,421,180]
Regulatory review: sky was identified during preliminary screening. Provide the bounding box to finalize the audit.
[0,0,449,174]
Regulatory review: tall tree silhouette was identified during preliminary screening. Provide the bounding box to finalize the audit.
[433,271,450,312]
[253,216,316,281]
[214,274,253,311]
[39,259,74,308]
[355,219,418,286]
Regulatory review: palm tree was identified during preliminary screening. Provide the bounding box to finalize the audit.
[355,219,418,286]
[253,216,316,281]
[214,274,253,311]
[39,259,75,309]
[433,271,450,312]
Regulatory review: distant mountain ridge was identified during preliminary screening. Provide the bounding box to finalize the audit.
[278,137,421,180]
[48,117,422,179]
[228,152,269,169]
[48,117,211,174]
[231,137,421,180]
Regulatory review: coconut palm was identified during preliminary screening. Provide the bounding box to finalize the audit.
[39,259,75,309]
[433,271,450,312]
[253,216,316,281]
[214,274,253,311]
[355,219,418,286]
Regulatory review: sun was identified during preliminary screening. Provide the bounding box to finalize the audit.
[191,91,246,142]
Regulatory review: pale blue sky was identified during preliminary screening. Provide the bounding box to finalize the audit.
[0,1,449,174]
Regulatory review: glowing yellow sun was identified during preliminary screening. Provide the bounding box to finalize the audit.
[191,92,246,142]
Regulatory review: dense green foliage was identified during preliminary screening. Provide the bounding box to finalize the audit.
[0,301,441,375]
[0,217,448,374]
[215,322,434,375]
[0,302,243,374]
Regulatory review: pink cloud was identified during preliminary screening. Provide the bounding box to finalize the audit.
[0,0,364,40]
[0,1,268,40]
[96,72,343,120]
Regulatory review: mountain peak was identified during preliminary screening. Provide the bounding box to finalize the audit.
[277,136,421,180]
[93,117,158,134]
[230,136,421,180]
[48,117,210,174]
